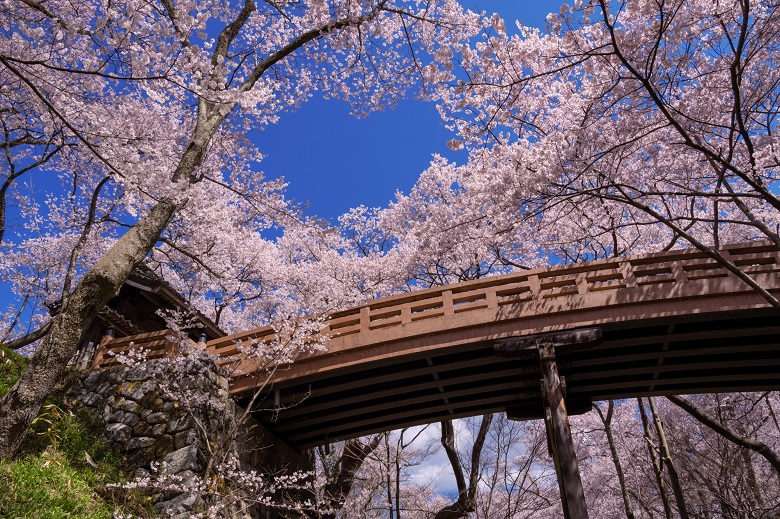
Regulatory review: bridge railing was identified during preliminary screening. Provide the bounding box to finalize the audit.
[91,240,780,370]
[312,240,780,339]
[91,329,188,369]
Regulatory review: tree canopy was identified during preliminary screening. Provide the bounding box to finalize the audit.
[1,0,779,516]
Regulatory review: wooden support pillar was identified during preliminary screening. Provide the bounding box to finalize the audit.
[90,327,115,370]
[495,328,600,519]
[538,340,588,519]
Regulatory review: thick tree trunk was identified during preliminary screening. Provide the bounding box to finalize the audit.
[319,436,382,519]
[0,198,179,459]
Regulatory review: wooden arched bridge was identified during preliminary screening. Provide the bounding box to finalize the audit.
[92,240,780,518]
[95,239,780,443]
[96,242,780,442]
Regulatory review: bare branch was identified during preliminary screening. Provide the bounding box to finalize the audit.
[4,322,51,350]
[668,394,780,478]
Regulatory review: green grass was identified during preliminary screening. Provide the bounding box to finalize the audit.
[0,344,29,396]
[0,346,153,518]
[1,452,120,519]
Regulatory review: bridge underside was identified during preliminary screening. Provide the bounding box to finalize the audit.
[243,309,780,450]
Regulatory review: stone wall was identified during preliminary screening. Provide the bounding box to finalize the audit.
[68,356,310,518]
[69,359,226,517]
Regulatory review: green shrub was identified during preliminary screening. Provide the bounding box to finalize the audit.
[0,345,28,397]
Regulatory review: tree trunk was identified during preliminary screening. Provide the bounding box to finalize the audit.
[385,434,394,518]
[434,414,493,519]
[741,447,765,509]
[648,397,689,519]
[638,397,674,519]
[595,401,635,519]
[320,436,382,519]
[0,198,179,459]
[394,433,402,519]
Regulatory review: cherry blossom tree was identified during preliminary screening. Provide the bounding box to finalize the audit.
[469,414,560,519]
[309,428,449,519]
[312,436,384,518]
[0,0,488,459]
[568,394,780,519]
[331,1,780,514]
[423,0,780,299]
[663,392,780,515]
[0,82,68,247]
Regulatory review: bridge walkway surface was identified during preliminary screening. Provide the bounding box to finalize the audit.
[93,240,780,518]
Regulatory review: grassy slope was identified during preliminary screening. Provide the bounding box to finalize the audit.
[0,345,152,518]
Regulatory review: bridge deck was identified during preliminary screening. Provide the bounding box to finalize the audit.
[94,241,780,450]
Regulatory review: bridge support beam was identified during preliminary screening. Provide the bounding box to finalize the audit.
[538,340,589,519]
[495,329,600,519]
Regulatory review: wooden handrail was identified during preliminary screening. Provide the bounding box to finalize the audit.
[91,329,189,369]
[212,240,778,347]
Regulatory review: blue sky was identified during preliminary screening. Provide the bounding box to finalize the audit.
[259,2,564,222]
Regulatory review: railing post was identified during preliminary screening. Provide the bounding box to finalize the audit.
[90,327,115,370]
[486,288,498,309]
[359,306,370,332]
[619,261,638,288]
[575,273,589,295]
[442,290,454,316]
[671,262,688,283]
[528,275,541,299]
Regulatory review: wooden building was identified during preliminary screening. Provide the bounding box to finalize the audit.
[69,266,224,369]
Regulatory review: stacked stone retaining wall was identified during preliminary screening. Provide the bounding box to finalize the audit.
[68,358,227,517]
[68,356,309,518]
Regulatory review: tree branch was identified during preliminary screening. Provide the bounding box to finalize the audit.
[3,322,51,350]
[667,394,780,478]
[435,414,493,519]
